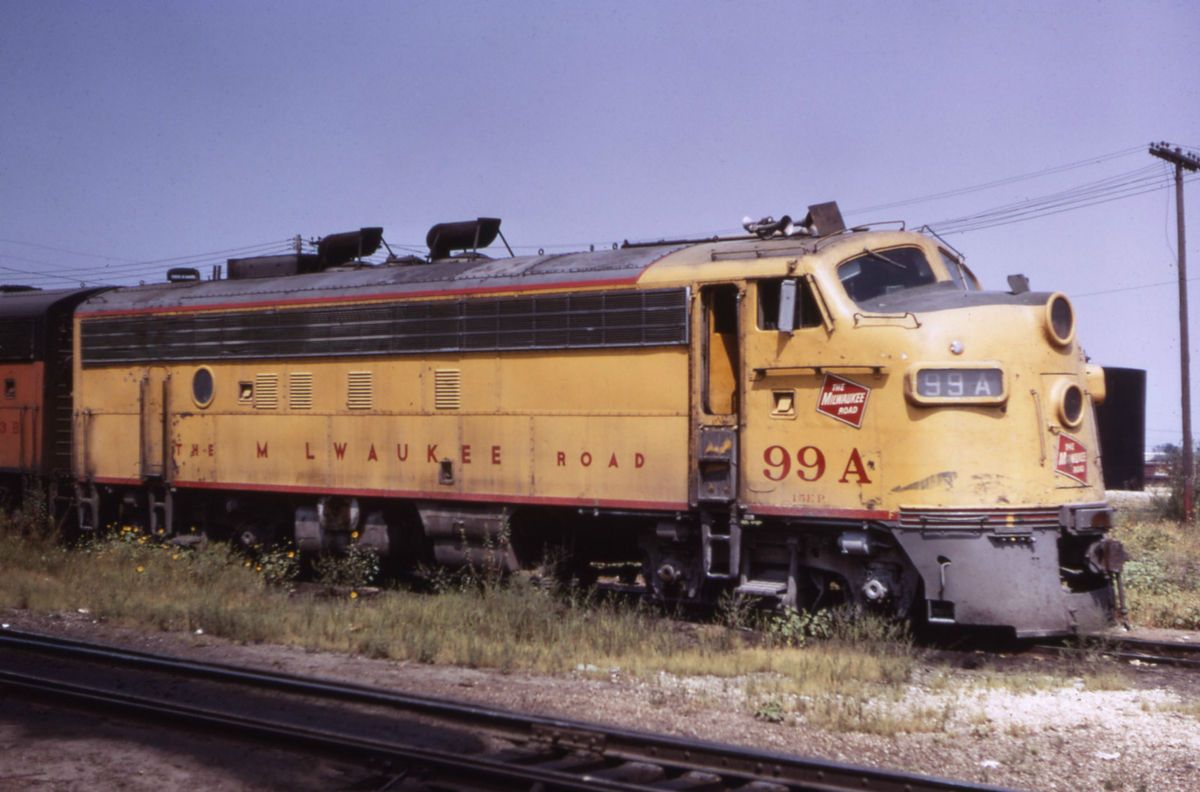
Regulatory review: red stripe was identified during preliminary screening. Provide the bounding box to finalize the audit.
[89,476,887,520]
[156,478,688,512]
[747,504,896,521]
[77,276,642,318]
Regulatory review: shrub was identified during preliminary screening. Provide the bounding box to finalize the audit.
[1111,518,1200,629]
[312,544,380,588]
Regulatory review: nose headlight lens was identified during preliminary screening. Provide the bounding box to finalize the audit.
[1058,383,1085,427]
[1045,293,1076,347]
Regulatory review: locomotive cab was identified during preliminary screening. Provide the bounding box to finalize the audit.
[677,229,1123,636]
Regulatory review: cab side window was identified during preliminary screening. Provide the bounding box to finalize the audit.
[940,250,979,291]
[757,279,821,331]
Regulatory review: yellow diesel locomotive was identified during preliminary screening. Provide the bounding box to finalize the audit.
[71,205,1125,636]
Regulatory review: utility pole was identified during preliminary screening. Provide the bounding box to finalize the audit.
[1150,142,1200,522]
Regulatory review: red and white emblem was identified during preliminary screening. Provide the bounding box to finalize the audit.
[816,374,870,429]
[1054,434,1089,484]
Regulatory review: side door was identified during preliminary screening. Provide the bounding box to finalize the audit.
[139,366,171,480]
[691,283,741,506]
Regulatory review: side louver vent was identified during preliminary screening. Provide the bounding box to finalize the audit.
[434,369,461,410]
[347,371,374,410]
[289,372,313,410]
[254,373,279,410]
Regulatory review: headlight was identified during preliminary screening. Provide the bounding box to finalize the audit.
[1045,293,1076,347]
[1055,381,1085,428]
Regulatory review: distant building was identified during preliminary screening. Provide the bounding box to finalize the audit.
[1144,450,1171,486]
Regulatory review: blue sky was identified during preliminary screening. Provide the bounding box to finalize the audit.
[1,1,1197,445]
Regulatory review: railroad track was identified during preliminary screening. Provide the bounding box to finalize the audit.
[0,627,1006,792]
[1033,634,1200,670]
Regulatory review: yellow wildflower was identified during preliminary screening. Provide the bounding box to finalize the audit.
[349,590,358,600]
[136,565,145,573]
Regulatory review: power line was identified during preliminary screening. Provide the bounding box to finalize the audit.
[1072,274,1200,299]
[845,145,1146,215]
[926,165,1165,228]
[40,240,291,277]
[0,239,295,287]
[0,260,91,286]
[927,174,1198,236]
[0,238,136,263]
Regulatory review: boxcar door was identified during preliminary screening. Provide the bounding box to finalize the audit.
[139,367,171,480]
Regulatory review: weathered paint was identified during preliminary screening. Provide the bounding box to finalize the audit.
[75,345,690,508]
[0,362,42,472]
[73,229,1107,520]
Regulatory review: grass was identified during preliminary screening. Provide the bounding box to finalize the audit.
[1109,518,1200,630]
[2,505,1183,736]
[0,512,944,733]
[0,516,918,683]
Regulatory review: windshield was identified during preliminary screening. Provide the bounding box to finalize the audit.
[837,247,938,307]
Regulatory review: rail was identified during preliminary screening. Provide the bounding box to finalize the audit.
[1034,634,1200,670]
[0,627,1007,792]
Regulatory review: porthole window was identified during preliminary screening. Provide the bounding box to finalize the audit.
[192,367,215,408]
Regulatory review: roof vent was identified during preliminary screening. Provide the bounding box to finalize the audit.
[227,227,384,280]
[228,254,322,280]
[318,227,383,268]
[426,218,502,261]
[167,267,200,283]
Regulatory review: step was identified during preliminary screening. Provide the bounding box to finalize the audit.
[736,580,788,597]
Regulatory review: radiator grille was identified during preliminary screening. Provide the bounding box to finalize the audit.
[289,372,313,410]
[0,318,38,362]
[434,369,461,410]
[347,371,373,410]
[79,288,689,366]
[898,507,1061,532]
[254,373,278,410]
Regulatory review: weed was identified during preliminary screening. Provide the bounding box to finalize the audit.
[1157,699,1200,720]
[716,590,757,630]
[257,544,300,589]
[763,607,832,647]
[312,544,380,588]
[1110,518,1200,629]
[752,696,786,723]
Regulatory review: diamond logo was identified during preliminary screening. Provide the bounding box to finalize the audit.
[1054,434,1088,484]
[816,374,870,429]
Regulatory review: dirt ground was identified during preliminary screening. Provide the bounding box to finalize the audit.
[2,609,1198,792]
